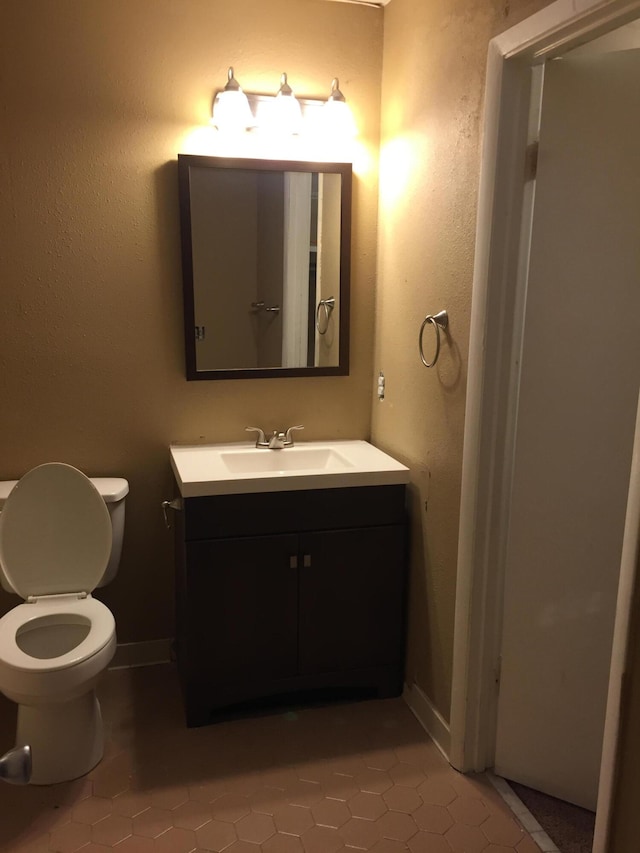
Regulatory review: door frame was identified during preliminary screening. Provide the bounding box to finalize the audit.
[449,0,640,848]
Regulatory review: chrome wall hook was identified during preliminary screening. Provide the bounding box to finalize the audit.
[419,310,448,368]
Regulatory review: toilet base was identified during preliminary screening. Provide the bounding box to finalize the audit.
[16,690,104,784]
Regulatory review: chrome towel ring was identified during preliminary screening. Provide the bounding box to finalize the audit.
[316,297,335,335]
[419,310,448,368]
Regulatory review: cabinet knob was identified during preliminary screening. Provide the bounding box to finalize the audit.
[303,554,312,568]
[290,556,298,569]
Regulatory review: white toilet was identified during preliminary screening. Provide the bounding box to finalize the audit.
[0,463,129,785]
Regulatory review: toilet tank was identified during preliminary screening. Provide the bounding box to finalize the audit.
[0,475,129,592]
[90,478,129,586]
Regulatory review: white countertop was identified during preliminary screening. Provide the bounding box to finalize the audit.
[170,440,410,498]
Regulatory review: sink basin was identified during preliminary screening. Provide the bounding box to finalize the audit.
[170,440,410,497]
[220,447,353,474]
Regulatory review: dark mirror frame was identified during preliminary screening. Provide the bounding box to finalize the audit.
[178,155,352,381]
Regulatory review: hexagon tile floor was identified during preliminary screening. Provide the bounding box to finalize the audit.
[0,664,541,853]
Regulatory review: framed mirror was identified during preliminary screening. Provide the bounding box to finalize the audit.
[178,155,351,380]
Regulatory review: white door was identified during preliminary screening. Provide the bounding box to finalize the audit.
[282,171,312,368]
[494,49,640,810]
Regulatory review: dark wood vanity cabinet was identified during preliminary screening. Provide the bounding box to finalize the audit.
[174,485,408,726]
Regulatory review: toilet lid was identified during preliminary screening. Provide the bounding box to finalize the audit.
[0,463,112,599]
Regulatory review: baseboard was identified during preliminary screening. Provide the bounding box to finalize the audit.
[402,681,451,760]
[110,638,173,670]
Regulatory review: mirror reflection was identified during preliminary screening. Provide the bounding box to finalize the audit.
[178,156,351,380]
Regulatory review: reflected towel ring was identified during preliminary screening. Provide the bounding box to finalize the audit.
[419,310,448,368]
[316,297,335,335]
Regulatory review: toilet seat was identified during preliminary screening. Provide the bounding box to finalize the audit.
[0,597,115,672]
[0,463,115,673]
[0,463,112,599]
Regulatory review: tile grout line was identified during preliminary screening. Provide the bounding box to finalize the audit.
[488,772,561,853]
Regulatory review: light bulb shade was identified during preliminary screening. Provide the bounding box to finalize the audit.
[212,89,254,131]
[322,98,357,138]
[272,94,303,134]
[271,72,303,135]
[212,67,254,131]
[322,77,357,138]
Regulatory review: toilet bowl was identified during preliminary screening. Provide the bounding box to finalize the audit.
[0,463,128,785]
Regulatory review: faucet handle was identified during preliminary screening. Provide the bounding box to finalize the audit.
[245,426,268,447]
[284,425,304,446]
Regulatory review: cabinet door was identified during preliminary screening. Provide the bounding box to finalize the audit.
[298,526,406,675]
[186,534,298,684]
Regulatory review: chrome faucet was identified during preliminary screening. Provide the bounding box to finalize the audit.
[267,431,287,450]
[245,425,304,449]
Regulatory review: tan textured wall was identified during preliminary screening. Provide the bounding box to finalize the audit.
[373,0,552,719]
[0,0,383,641]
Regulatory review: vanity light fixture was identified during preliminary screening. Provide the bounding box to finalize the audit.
[323,78,357,138]
[211,67,254,132]
[211,67,357,138]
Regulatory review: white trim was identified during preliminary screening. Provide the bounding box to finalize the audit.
[593,391,640,851]
[488,774,561,853]
[450,2,640,851]
[450,32,535,776]
[402,682,451,761]
[495,0,640,59]
[109,639,173,670]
